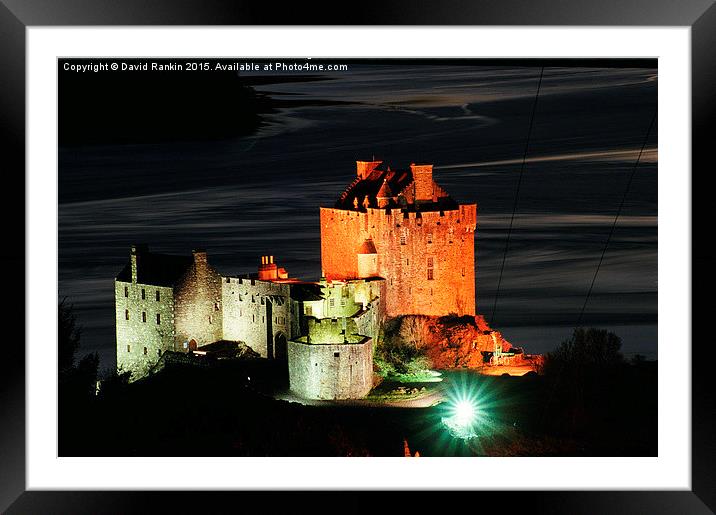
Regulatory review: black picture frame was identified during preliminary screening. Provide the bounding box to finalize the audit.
[1,1,711,512]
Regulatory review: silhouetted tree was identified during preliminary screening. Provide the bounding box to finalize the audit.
[542,327,624,435]
[58,298,81,375]
[58,299,98,402]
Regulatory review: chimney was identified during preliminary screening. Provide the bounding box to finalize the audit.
[258,255,279,281]
[192,248,207,272]
[410,163,434,202]
[356,160,382,180]
[130,243,148,283]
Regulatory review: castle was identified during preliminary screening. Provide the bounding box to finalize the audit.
[321,161,476,317]
[115,160,482,399]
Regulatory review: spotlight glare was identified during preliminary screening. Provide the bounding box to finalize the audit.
[454,400,475,427]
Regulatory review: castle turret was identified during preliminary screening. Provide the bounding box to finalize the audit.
[376,178,393,208]
[357,238,378,278]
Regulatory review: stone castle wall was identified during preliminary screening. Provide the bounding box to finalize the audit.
[287,339,374,400]
[320,204,476,317]
[221,277,291,358]
[173,252,224,350]
[115,281,176,379]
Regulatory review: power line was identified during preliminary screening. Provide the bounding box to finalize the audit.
[490,67,544,326]
[575,111,657,327]
[539,110,657,429]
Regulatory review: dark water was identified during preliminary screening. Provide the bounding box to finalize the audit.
[58,63,658,372]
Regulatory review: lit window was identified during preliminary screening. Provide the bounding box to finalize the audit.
[124,286,128,297]
[141,288,146,300]
[142,311,147,323]
[428,269,434,280]
[156,313,161,324]
[156,290,160,301]
[125,309,129,320]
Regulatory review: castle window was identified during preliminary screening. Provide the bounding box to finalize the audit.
[214,302,220,311]
[143,347,147,355]
[142,311,147,323]
[329,298,335,308]
[461,267,465,277]
[209,315,213,325]
[252,314,255,323]
[400,229,407,245]
[156,290,160,302]
[261,297,265,305]
[125,309,129,320]
[406,258,409,266]
[305,306,312,316]
[141,288,146,300]
[158,349,162,357]
[156,313,161,324]
[427,233,433,244]
[427,269,434,281]
[427,257,434,267]
[252,295,255,303]
[334,352,340,358]
[127,345,131,353]
[124,286,128,297]
[340,299,346,307]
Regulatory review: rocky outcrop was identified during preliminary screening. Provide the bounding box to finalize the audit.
[384,314,538,370]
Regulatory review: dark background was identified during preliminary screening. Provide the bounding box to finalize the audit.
[58,58,657,374]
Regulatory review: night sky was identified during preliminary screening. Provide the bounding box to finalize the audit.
[58,59,657,373]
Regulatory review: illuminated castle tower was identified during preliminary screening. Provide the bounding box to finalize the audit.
[320,160,477,317]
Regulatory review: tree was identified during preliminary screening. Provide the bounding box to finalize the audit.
[58,299,98,402]
[397,315,432,349]
[58,298,81,375]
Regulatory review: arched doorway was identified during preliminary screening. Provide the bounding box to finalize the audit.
[274,333,287,361]
[188,339,197,351]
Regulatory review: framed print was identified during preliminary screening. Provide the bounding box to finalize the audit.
[1,1,713,512]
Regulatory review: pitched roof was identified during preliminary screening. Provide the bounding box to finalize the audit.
[358,238,378,254]
[335,163,458,212]
[289,282,325,302]
[116,252,193,287]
